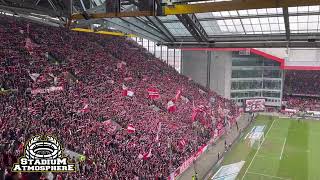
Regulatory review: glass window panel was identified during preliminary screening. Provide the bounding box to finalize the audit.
[289,16,298,22]
[224,19,233,25]
[308,15,319,22]
[298,16,308,22]
[309,5,320,12]
[278,17,284,23]
[298,23,307,30]
[276,8,283,14]
[267,8,277,14]
[298,6,309,12]
[228,26,236,32]
[238,10,247,15]
[257,9,267,14]
[212,12,221,16]
[233,19,241,25]
[308,22,318,30]
[235,25,244,32]
[288,7,298,13]
[220,11,230,16]
[217,20,225,26]
[229,11,238,16]
[243,25,253,32]
[241,19,251,24]
[220,25,228,32]
[252,24,262,31]
[268,17,278,23]
[259,18,269,24]
[247,9,257,15]
[261,24,270,31]
[250,18,259,24]
[270,24,279,31]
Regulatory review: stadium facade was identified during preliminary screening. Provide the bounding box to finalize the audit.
[181,48,285,107]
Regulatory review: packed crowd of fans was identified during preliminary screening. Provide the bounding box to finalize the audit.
[283,96,320,111]
[284,70,320,96]
[0,16,240,179]
[284,70,320,111]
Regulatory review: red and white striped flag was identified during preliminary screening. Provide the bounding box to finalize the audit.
[167,100,177,112]
[127,124,136,133]
[178,139,187,149]
[147,87,160,100]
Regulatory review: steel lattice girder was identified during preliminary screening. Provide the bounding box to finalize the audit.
[164,0,320,15]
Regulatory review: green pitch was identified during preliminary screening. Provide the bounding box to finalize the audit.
[220,115,320,180]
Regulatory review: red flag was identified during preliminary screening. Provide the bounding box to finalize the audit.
[143,148,152,160]
[138,148,152,160]
[173,89,182,102]
[178,139,187,149]
[147,87,160,100]
[127,124,136,133]
[167,100,177,112]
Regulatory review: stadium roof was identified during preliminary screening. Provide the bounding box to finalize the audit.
[2,0,320,48]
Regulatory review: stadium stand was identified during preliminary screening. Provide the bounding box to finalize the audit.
[284,70,320,96]
[0,16,240,179]
[283,70,320,111]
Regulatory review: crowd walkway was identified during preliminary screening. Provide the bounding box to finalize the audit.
[177,113,251,180]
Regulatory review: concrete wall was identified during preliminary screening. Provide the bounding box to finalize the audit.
[182,50,232,99]
[210,52,232,98]
[182,50,208,88]
[257,48,320,67]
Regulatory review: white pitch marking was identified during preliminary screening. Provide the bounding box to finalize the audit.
[241,119,276,180]
[247,171,291,180]
[280,137,287,160]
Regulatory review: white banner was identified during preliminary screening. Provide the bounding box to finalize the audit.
[245,99,266,112]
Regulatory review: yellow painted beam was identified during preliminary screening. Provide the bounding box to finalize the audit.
[164,0,320,15]
[71,28,136,37]
[71,11,154,20]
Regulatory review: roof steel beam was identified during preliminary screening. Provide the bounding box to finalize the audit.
[283,7,290,41]
[176,14,208,42]
[161,41,320,48]
[172,33,320,42]
[164,0,320,15]
[119,17,170,41]
[146,16,176,42]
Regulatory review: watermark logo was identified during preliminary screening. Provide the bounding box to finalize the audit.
[12,135,76,172]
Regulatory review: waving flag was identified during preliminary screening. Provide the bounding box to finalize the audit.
[138,148,153,160]
[173,89,182,102]
[155,122,162,142]
[117,61,127,69]
[178,139,187,149]
[191,102,206,122]
[79,103,89,113]
[127,124,136,133]
[29,73,40,82]
[25,38,39,52]
[147,87,160,100]
[122,84,134,97]
[167,100,177,112]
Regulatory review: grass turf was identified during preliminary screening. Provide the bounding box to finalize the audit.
[217,115,320,180]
